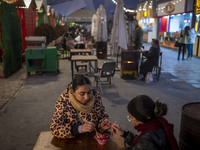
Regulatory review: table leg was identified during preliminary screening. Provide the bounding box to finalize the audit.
[95,60,98,73]
[89,61,91,73]
[138,52,142,74]
[71,61,74,80]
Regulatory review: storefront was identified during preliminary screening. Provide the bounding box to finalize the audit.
[193,0,200,57]
[137,0,156,43]
[157,0,194,49]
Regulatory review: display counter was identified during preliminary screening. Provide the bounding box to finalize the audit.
[159,32,179,49]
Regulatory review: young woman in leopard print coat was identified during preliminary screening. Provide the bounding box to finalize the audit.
[50,75,111,139]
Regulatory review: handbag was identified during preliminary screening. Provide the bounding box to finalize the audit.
[174,41,180,47]
[145,72,153,83]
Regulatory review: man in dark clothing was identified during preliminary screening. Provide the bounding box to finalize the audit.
[134,21,143,50]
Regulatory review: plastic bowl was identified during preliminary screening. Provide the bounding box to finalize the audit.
[94,133,111,145]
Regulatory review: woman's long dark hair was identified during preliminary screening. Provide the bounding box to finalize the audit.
[70,75,91,92]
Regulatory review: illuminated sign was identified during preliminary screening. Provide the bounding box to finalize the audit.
[164,2,175,14]
[196,0,200,14]
[144,11,147,17]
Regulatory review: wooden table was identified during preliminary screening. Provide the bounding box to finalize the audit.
[75,41,86,49]
[70,49,92,60]
[33,131,125,150]
[71,55,98,80]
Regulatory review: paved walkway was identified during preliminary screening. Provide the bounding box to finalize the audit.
[0,43,200,149]
[144,43,200,88]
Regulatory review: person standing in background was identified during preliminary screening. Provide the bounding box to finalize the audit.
[177,26,190,60]
[187,28,196,59]
[134,20,143,50]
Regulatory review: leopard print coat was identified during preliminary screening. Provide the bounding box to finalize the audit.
[50,89,109,139]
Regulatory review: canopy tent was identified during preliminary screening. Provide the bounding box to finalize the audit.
[49,0,97,17]
[65,9,96,23]
[47,0,139,17]
[50,0,87,16]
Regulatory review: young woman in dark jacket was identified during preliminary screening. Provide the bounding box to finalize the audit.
[112,95,179,150]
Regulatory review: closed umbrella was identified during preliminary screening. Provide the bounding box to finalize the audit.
[95,4,107,42]
[91,14,98,41]
[110,0,128,67]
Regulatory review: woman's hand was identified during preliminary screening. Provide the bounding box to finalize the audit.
[81,121,96,133]
[101,118,112,130]
[111,124,124,136]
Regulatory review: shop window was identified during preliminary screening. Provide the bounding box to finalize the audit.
[195,14,200,36]
[160,16,168,32]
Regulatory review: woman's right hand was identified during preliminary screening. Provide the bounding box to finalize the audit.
[111,124,124,136]
[81,121,96,133]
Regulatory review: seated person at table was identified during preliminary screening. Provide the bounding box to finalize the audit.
[139,39,160,81]
[65,37,75,50]
[112,95,179,150]
[50,75,111,139]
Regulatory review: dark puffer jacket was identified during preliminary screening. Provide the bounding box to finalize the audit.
[123,129,171,150]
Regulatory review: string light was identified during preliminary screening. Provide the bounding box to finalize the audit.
[111,0,136,13]
[137,1,153,12]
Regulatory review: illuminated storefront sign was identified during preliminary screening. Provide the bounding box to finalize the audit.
[164,2,175,14]
[196,0,200,14]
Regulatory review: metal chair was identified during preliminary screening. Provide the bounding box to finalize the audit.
[152,51,163,81]
[94,61,118,94]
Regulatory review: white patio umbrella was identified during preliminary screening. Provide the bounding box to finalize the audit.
[110,0,128,66]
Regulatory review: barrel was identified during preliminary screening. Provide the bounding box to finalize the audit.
[179,102,200,150]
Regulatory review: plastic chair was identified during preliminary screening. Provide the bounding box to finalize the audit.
[94,61,118,94]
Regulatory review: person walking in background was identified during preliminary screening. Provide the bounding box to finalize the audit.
[134,20,143,50]
[111,95,179,150]
[178,26,190,60]
[187,28,196,59]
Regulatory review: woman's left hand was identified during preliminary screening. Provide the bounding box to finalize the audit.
[101,118,112,130]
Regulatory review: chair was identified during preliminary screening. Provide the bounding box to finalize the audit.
[152,51,163,81]
[94,61,118,94]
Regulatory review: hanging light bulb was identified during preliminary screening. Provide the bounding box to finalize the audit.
[2,0,17,4]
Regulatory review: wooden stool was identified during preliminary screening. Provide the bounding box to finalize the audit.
[75,62,88,72]
[74,71,87,76]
